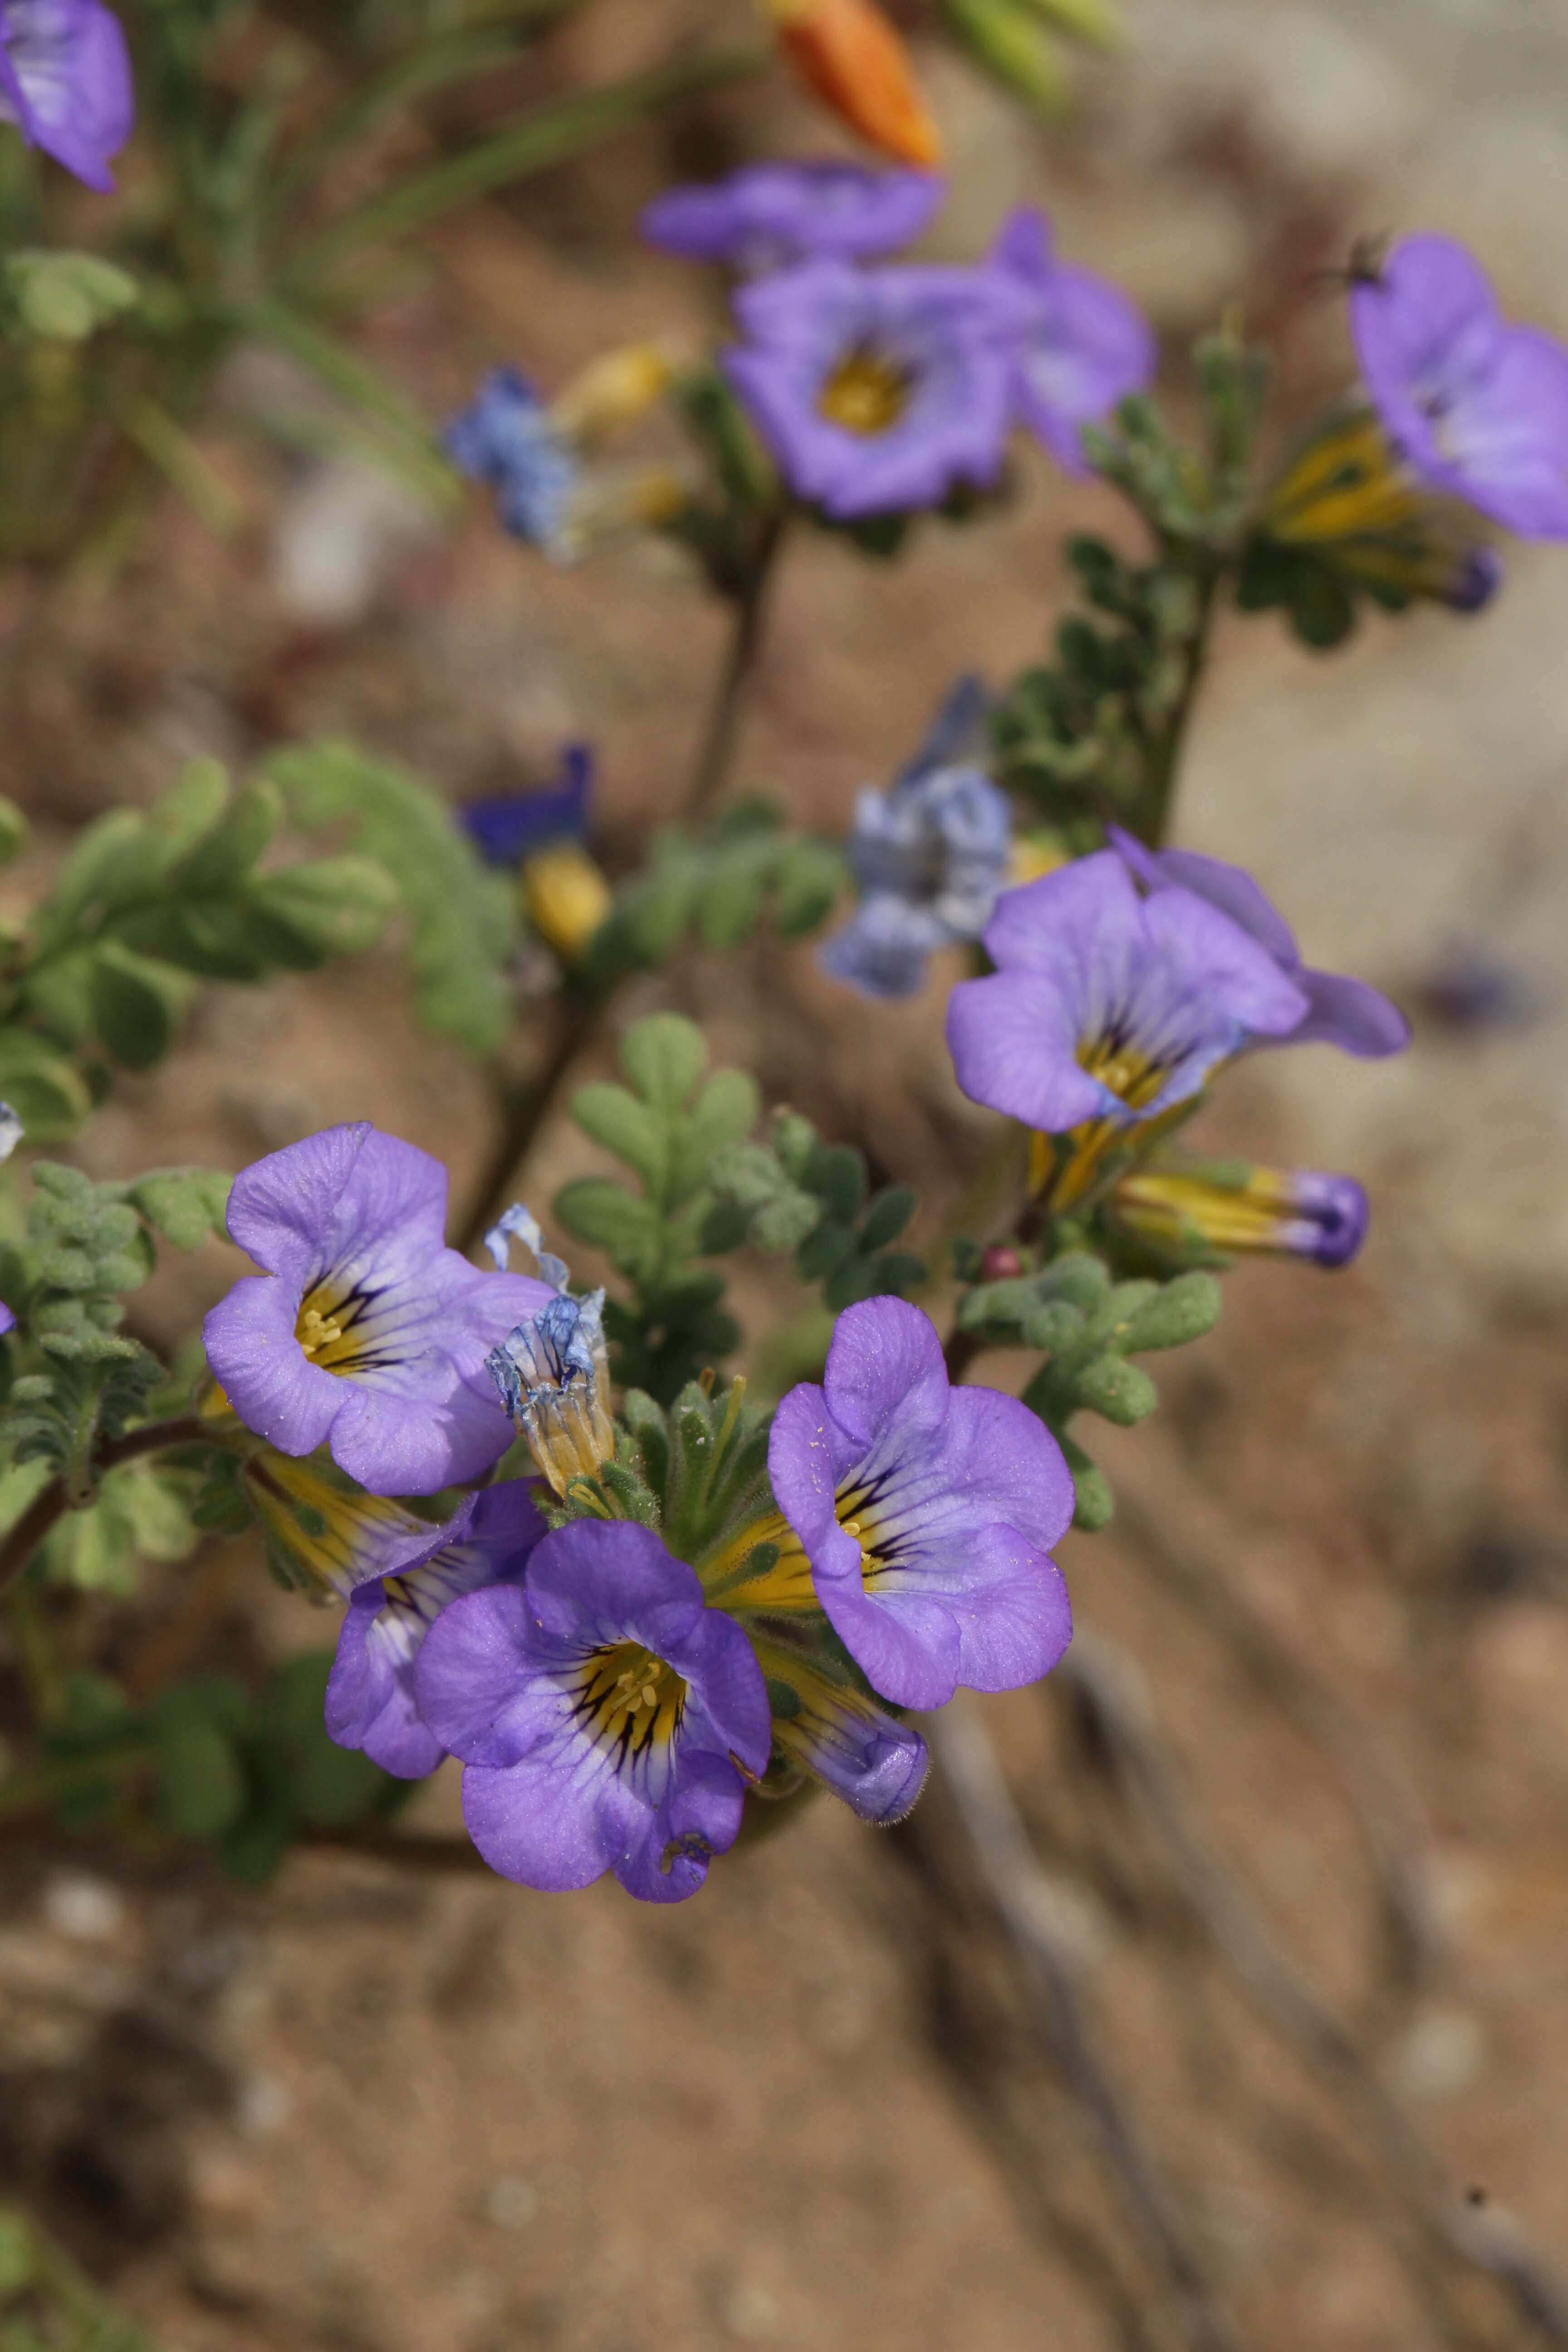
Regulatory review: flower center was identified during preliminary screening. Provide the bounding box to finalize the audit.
[578,1640,687,1754]
[1076,1033,1166,1110]
[833,1482,906,1592]
[294,1281,375,1373]
[818,347,911,435]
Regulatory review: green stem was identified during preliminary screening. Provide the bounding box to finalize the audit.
[1130,559,1222,851]
[457,990,607,1254]
[0,1413,210,1601]
[687,510,788,818]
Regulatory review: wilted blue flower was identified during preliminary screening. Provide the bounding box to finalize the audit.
[988,208,1156,475]
[1350,235,1568,540]
[1109,1161,1370,1269]
[819,675,1011,997]
[945,852,1308,1207]
[326,1480,547,1777]
[414,1519,772,1901]
[768,1295,1075,1710]
[202,1124,554,1496]
[0,0,132,191]
[485,1215,613,1499]
[724,256,1030,519]
[642,159,943,271]
[461,744,592,868]
[444,366,582,554]
[1107,826,1411,1058]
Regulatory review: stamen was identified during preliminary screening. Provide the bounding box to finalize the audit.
[818,346,911,435]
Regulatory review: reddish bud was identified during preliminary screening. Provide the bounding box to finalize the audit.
[979,1245,1024,1280]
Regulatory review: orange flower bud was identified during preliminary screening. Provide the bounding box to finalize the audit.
[767,0,943,169]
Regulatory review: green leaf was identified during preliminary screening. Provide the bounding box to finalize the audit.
[553,1177,661,1276]
[1069,1353,1159,1425]
[858,1185,916,1252]
[670,1069,761,1201]
[1114,1271,1222,1351]
[1060,1431,1114,1530]
[0,1029,92,1140]
[125,1168,232,1250]
[246,853,399,965]
[0,797,26,864]
[4,249,138,341]
[88,942,193,1069]
[569,1082,668,1187]
[617,1013,707,1112]
[266,740,517,1054]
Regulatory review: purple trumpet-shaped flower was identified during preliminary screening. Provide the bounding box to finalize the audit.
[1106,826,1410,1058]
[768,1296,1075,1711]
[415,1519,772,1902]
[820,674,1013,999]
[988,209,1156,475]
[461,743,592,868]
[326,1479,547,1778]
[444,366,582,553]
[946,849,1310,1147]
[642,160,943,272]
[0,0,132,191]
[203,1124,554,1497]
[1109,1161,1369,1269]
[724,257,1030,519]
[1349,235,1568,541]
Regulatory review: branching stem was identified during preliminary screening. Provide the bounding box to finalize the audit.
[0,1413,209,1601]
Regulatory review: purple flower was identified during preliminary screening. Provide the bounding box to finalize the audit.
[946,850,1310,1145]
[0,1,132,192]
[642,160,942,271]
[414,1519,771,1902]
[820,675,1013,998]
[988,208,1156,474]
[767,1296,1074,1710]
[1107,826,1410,1058]
[461,743,592,867]
[203,1124,554,1497]
[444,366,582,553]
[1109,1161,1369,1269]
[1350,235,1568,541]
[723,257,1030,519]
[0,1302,13,1338]
[326,1479,547,1778]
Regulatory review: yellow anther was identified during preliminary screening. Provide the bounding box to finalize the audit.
[818,348,910,435]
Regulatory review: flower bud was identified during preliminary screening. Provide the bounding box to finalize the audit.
[1109,1161,1369,1269]
[523,842,614,961]
[766,0,943,168]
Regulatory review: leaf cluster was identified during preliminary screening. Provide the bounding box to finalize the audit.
[265,737,521,1055]
[709,1111,926,1312]
[956,1251,1220,1529]
[554,1014,758,1401]
[619,1377,772,1570]
[0,756,396,1137]
[990,534,1208,830]
[0,1162,232,1580]
[591,804,844,978]
[17,1652,408,1885]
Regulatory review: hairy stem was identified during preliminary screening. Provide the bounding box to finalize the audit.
[686,510,787,819]
[0,1413,209,1601]
[457,990,605,1255]
[1132,558,1223,851]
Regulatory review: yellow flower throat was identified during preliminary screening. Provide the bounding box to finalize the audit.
[818,347,911,435]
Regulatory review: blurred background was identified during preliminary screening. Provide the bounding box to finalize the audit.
[5,1,1568,2346]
